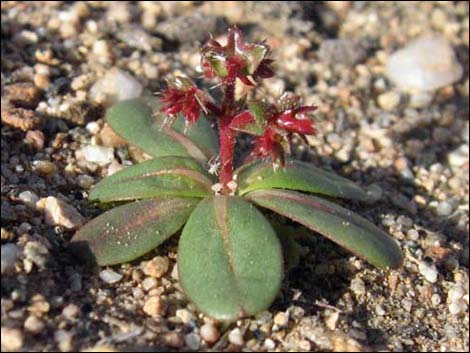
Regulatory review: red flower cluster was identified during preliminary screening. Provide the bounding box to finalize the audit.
[160,77,206,124]
[201,27,274,86]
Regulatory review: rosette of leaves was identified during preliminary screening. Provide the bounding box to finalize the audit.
[71,27,402,322]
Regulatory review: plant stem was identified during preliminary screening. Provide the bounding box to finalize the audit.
[219,82,236,193]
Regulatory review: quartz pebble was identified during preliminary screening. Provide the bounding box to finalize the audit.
[435,201,454,217]
[176,308,194,324]
[18,191,39,209]
[24,315,45,334]
[228,328,245,346]
[143,296,166,317]
[36,197,85,229]
[89,68,143,107]
[386,36,463,92]
[62,304,80,319]
[273,311,289,328]
[1,244,19,274]
[143,256,169,278]
[418,261,438,283]
[99,269,123,284]
[54,329,73,352]
[78,145,115,167]
[378,91,400,110]
[200,323,220,344]
[447,145,469,168]
[1,327,24,351]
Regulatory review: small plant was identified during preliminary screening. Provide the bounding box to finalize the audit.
[71,27,402,321]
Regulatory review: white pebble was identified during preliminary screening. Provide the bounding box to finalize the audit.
[435,201,454,217]
[375,304,386,316]
[228,328,244,346]
[176,309,194,324]
[200,323,220,344]
[18,191,39,209]
[418,261,438,283]
[78,145,115,167]
[77,175,95,189]
[378,91,400,110]
[89,67,143,107]
[263,338,276,350]
[36,197,85,229]
[447,145,469,168]
[386,35,462,92]
[85,121,100,135]
[448,286,465,302]
[409,91,434,108]
[99,269,123,284]
[1,244,19,274]
[184,333,200,350]
[449,300,466,315]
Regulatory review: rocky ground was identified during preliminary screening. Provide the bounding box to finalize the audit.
[1,1,469,352]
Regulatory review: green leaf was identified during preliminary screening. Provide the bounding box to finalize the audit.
[70,197,199,266]
[246,189,403,270]
[106,97,219,162]
[178,196,283,321]
[244,44,269,75]
[89,157,214,203]
[236,160,369,201]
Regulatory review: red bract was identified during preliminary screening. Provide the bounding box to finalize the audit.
[201,27,272,86]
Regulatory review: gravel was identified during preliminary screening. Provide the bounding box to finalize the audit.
[1,1,468,352]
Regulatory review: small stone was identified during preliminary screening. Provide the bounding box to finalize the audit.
[81,345,118,352]
[431,293,441,306]
[448,286,465,302]
[77,175,95,189]
[318,39,367,66]
[435,201,454,217]
[18,191,40,209]
[99,124,127,147]
[99,269,123,284]
[325,311,340,330]
[86,121,100,135]
[273,311,289,328]
[1,327,24,351]
[54,329,73,352]
[386,35,463,91]
[448,145,469,168]
[116,26,161,52]
[62,304,80,319]
[77,145,115,167]
[1,244,19,274]
[143,256,169,278]
[143,296,166,317]
[263,338,276,350]
[31,160,57,176]
[5,82,42,109]
[89,68,143,107]
[184,333,201,350]
[350,277,366,296]
[378,91,400,110]
[409,91,434,108]
[418,261,438,283]
[24,130,45,150]
[107,160,124,176]
[24,315,45,334]
[228,328,244,346]
[142,277,158,291]
[161,332,185,348]
[449,300,466,315]
[133,287,144,299]
[37,197,85,229]
[200,323,220,344]
[375,304,386,316]
[176,309,195,324]
[24,241,49,270]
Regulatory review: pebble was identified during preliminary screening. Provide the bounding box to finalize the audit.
[116,26,160,52]
[161,332,185,348]
[62,304,80,319]
[99,269,123,284]
[375,304,386,316]
[418,261,438,283]
[447,145,469,168]
[273,311,289,328]
[350,277,366,296]
[386,35,463,91]
[184,333,201,350]
[176,308,195,324]
[1,244,19,274]
[5,82,42,109]
[142,277,158,291]
[200,323,220,344]
[378,91,400,110]
[317,39,367,66]
[263,338,276,350]
[143,256,170,278]
[54,329,73,352]
[435,201,454,217]
[462,122,469,143]
[107,160,125,176]
[24,130,45,150]
[89,68,143,107]
[77,174,95,189]
[36,197,85,229]
[99,124,127,147]
[156,12,217,43]
[409,91,434,108]
[18,191,40,209]
[449,300,466,315]
[1,327,24,351]
[24,241,49,270]
[77,145,115,167]
[85,121,100,135]
[228,328,245,346]
[143,296,166,317]
[24,315,45,334]
[31,160,58,176]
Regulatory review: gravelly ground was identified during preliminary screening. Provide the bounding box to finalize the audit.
[1,1,469,352]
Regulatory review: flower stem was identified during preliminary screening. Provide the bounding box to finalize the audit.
[219,82,236,194]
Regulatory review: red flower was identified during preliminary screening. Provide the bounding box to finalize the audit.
[160,77,206,124]
[201,27,273,85]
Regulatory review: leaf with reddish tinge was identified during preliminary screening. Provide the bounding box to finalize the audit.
[236,160,369,201]
[246,189,403,270]
[70,197,199,266]
[178,196,283,321]
[89,157,214,203]
[106,97,218,162]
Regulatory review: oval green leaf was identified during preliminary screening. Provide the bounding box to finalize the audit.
[89,157,214,203]
[246,189,403,270]
[178,196,283,321]
[70,197,199,266]
[236,160,369,201]
[106,96,219,162]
